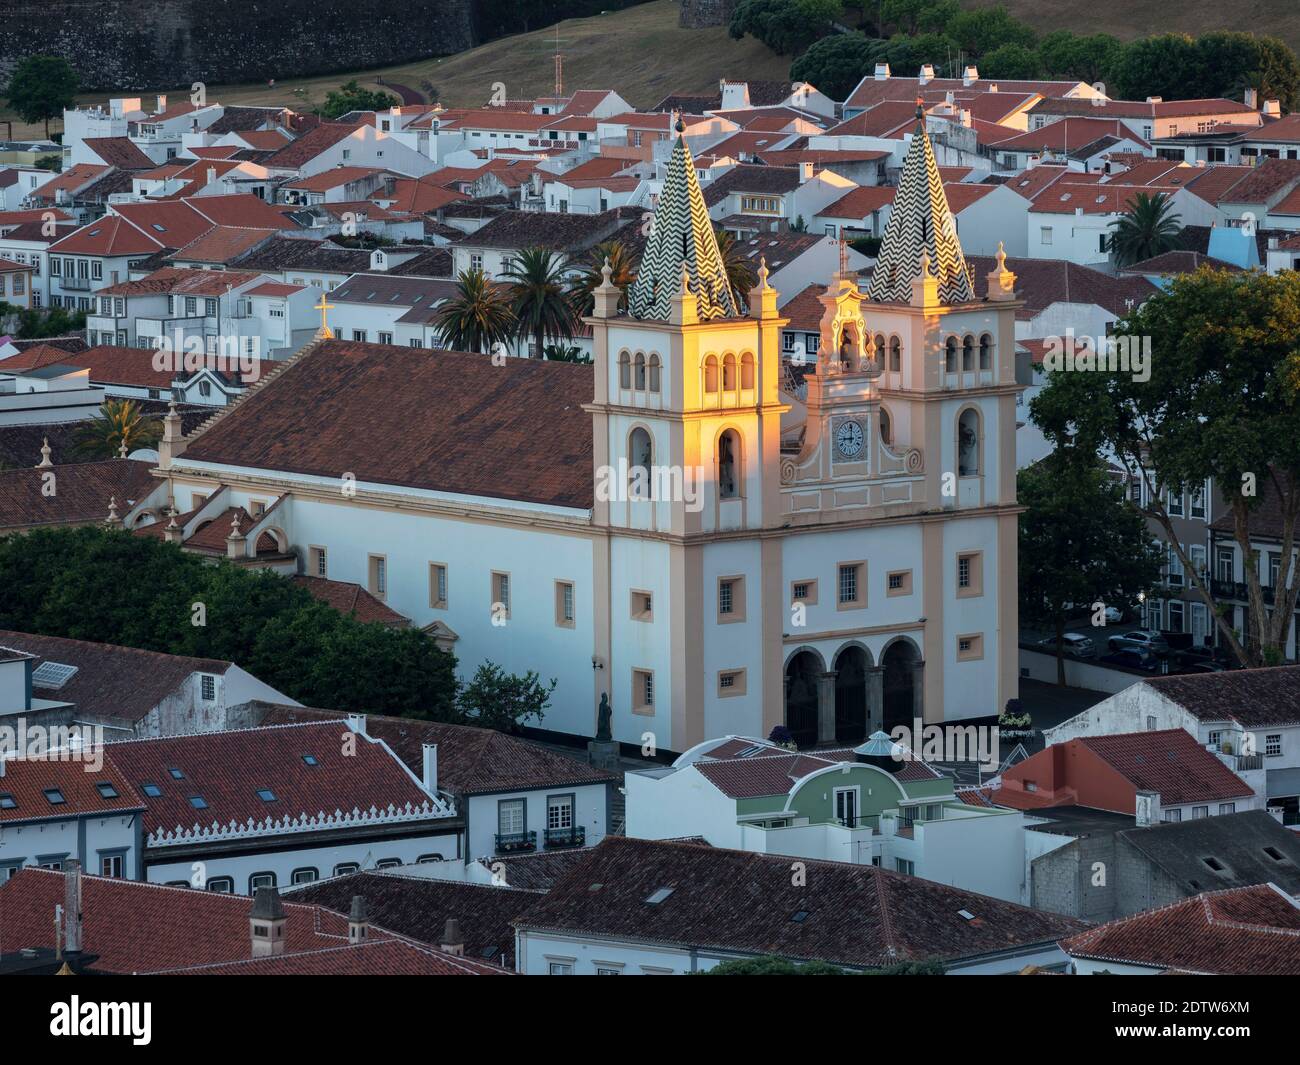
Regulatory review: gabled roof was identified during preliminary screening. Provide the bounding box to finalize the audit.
[253,703,617,796]
[82,137,155,170]
[0,629,231,724]
[102,720,441,839]
[0,755,143,824]
[826,100,925,139]
[516,837,1086,968]
[1118,810,1300,896]
[0,868,504,975]
[701,163,802,207]
[47,214,162,257]
[964,254,1157,319]
[867,114,974,304]
[261,122,360,169]
[291,575,409,626]
[1077,729,1254,805]
[0,459,158,533]
[1061,883,1300,975]
[290,872,540,967]
[1141,665,1300,728]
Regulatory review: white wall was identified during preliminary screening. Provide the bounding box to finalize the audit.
[467,782,607,862]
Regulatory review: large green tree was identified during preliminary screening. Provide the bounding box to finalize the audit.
[457,661,556,733]
[790,33,883,100]
[319,80,398,120]
[569,240,637,316]
[1018,453,1164,685]
[72,399,162,460]
[1036,31,1122,84]
[3,56,78,138]
[944,5,1035,58]
[729,0,843,56]
[1031,269,1300,667]
[1107,192,1183,267]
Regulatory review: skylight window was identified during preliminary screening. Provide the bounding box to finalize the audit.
[142,783,162,797]
[31,661,78,689]
[645,887,674,904]
[43,788,66,805]
[188,795,208,809]
[957,909,976,921]
[1264,846,1286,862]
[791,910,810,923]
[0,793,16,809]
[1202,856,1225,872]
[96,782,119,799]
[256,789,277,802]
[169,768,185,779]
[302,755,318,766]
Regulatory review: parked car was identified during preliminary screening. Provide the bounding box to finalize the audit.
[1108,630,1169,655]
[1186,661,1226,674]
[1039,632,1096,658]
[1100,649,1160,672]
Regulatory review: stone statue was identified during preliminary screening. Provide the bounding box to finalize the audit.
[596,693,612,741]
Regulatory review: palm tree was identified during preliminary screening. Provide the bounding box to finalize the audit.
[503,247,580,359]
[1108,192,1183,267]
[714,227,757,309]
[72,399,162,460]
[569,240,637,316]
[434,268,515,354]
[543,343,592,364]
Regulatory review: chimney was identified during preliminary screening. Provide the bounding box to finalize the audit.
[64,861,83,956]
[1263,99,1281,118]
[206,167,216,186]
[1245,87,1259,110]
[440,918,465,957]
[1146,96,1163,104]
[249,886,286,957]
[347,896,369,944]
[346,712,367,736]
[156,94,167,114]
[960,109,972,128]
[1134,790,1160,827]
[918,64,935,85]
[422,743,438,792]
[800,160,814,181]
[874,63,891,81]
[963,65,979,87]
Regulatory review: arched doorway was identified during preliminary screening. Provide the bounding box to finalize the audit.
[784,650,822,749]
[834,645,869,744]
[881,639,921,733]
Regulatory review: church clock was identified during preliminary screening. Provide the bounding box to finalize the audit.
[834,418,865,460]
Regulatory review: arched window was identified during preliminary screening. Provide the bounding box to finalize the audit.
[718,430,741,499]
[875,334,886,366]
[704,354,719,393]
[958,409,980,476]
[648,353,661,393]
[978,333,992,370]
[722,353,737,392]
[879,406,892,445]
[889,335,901,372]
[961,335,974,372]
[634,352,646,390]
[740,352,755,390]
[618,350,631,389]
[629,427,653,498]
[945,336,958,373]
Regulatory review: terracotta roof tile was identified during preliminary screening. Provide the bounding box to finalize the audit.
[291,575,409,626]
[0,460,158,532]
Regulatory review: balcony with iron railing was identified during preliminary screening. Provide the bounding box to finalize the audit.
[1210,577,1275,605]
[543,826,586,849]
[493,830,536,854]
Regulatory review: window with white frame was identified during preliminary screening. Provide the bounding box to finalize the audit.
[1266,733,1282,757]
[498,799,524,836]
[547,794,573,831]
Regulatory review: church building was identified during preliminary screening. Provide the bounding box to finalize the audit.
[141,111,1023,755]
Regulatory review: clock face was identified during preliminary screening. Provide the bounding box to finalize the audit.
[835,419,864,459]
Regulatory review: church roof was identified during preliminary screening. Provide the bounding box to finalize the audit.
[866,110,975,306]
[628,124,739,322]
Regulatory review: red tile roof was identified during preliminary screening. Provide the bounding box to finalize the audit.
[0,867,504,974]
[1061,884,1300,975]
[1076,729,1254,806]
[255,703,617,796]
[826,100,921,139]
[102,721,440,839]
[517,836,1086,968]
[0,460,158,533]
[1141,665,1300,729]
[262,122,360,169]
[291,575,409,626]
[48,214,162,256]
[0,755,143,823]
[181,341,595,509]
[82,137,155,170]
[820,185,896,218]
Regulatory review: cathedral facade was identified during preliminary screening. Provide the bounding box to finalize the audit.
[150,116,1022,755]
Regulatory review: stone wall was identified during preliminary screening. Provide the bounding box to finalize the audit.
[678,0,739,29]
[0,0,477,91]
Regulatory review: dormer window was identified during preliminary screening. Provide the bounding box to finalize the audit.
[43,788,66,805]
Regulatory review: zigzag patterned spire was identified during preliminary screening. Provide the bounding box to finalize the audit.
[867,109,975,305]
[628,124,739,321]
